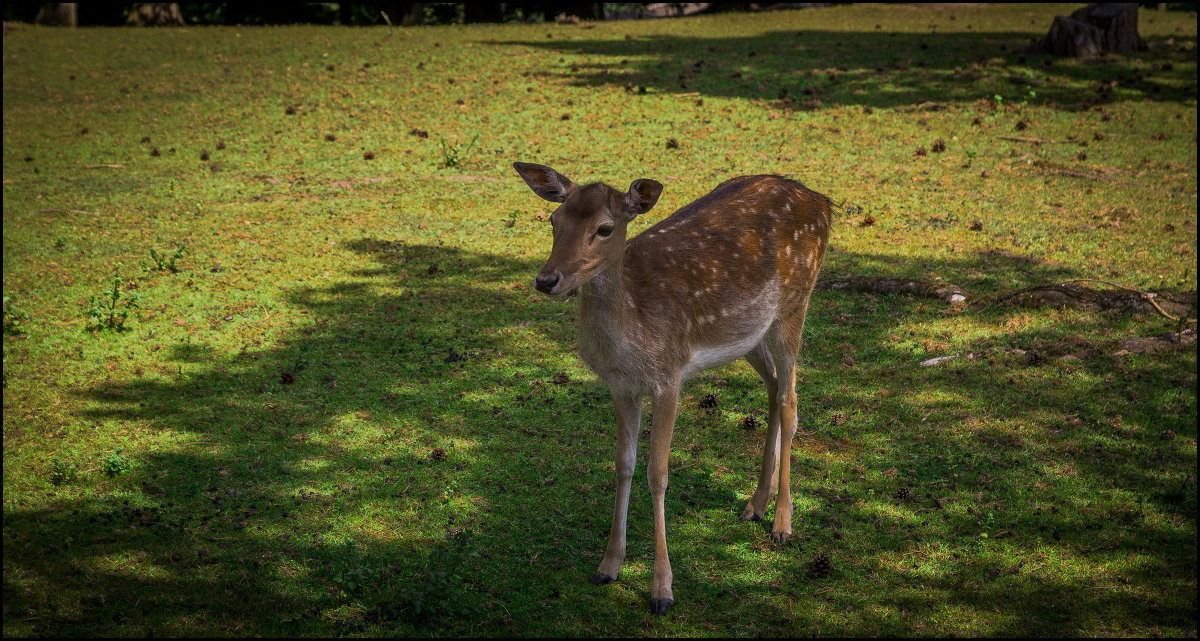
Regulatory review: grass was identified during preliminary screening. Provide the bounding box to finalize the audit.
[2,3,1196,636]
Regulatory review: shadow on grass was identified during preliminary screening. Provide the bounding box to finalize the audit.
[3,241,1194,635]
[490,28,1197,110]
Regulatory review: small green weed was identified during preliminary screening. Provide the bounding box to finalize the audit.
[329,538,378,595]
[87,275,141,331]
[48,456,78,485]
[99,449,134,476]
[398,530,481,624]
[436,134,479,169]
[3,295,31,334]
[147,245,187,273]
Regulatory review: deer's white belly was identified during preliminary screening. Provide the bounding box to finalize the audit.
[682,326,770,380]
[680,283,780,380]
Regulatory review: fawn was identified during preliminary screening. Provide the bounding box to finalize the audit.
[514,162,832,615]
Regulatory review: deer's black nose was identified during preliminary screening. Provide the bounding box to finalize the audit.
[534,273,559,294]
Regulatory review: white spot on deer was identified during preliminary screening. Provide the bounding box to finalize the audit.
[793,230,799,241]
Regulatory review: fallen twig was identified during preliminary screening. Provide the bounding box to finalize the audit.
[1045,167,1142,187]
[998,136,1071,144]
[37,208,101,215]
[894,101,945,112]
[246,312,277,327]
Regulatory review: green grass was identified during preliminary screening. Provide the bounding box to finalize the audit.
[3,4,1196,636]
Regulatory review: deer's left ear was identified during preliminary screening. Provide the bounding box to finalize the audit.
[623,179,662,220]
[513,162,578,203]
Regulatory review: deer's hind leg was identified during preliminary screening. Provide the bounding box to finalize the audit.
[767,312,807,545]
[740,342,781,522]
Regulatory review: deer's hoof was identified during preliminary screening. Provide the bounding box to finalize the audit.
[739,506,764,522]
[650,597,674,616]
[770,531,790,545]
[589,572,616,585]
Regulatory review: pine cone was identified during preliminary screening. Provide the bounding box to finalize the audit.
[894,486,911,501]
[699,393,718,412]
[741,415,761,431]
[831,411,846,427]
[429,448,447,461]
[808,553,832,578]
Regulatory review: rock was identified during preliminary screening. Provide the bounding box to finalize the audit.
[920,354,960,367]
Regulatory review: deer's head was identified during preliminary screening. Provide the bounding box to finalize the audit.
[514,162,662,296]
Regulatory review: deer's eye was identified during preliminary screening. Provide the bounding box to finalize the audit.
[596,224,614,238]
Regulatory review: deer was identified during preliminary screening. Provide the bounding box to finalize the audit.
[513,162,832,616]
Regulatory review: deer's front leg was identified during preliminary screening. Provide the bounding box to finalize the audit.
[648,383,680,615]
[591,393,641,585]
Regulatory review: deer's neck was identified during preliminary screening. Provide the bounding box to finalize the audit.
[579,267,629,347]
[577,262,646,394]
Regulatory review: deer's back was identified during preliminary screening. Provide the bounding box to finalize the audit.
[611,175,831,382]
[626,174,830,297]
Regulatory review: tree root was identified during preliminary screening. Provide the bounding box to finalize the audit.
[816,277,968,304]
[816,276,1196,322]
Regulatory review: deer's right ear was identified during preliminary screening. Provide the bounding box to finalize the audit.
[513,162,578,203]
